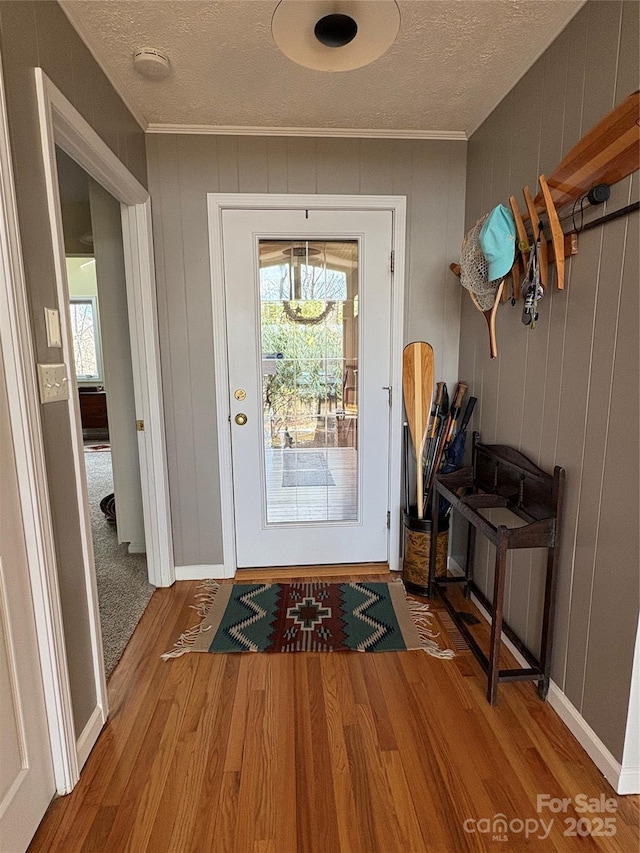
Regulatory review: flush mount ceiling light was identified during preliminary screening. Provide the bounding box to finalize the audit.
[271,1,401,72]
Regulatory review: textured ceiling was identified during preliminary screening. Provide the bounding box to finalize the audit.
[61,1,584,137]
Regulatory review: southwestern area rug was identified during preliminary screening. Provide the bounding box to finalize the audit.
[162,581,454,660]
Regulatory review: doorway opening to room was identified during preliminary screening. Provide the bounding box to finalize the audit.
[57,148,154,678]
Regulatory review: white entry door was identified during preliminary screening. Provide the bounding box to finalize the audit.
[221,207,394,568]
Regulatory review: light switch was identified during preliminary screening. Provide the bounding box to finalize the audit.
[44,308,62,348]
[37,363,70,404]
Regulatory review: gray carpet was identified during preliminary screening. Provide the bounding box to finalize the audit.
[84,449,155,677]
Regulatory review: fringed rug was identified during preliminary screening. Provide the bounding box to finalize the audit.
[162,581,454,660]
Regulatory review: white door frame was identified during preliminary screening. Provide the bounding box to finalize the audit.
[208,193,406,576]
[0,54,78,796]
[0,68,174,792]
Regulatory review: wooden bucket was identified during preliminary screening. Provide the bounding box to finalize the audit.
[402,510,449,596]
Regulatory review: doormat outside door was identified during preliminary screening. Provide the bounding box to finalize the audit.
[162,581,454,659]
[281,451,335,487]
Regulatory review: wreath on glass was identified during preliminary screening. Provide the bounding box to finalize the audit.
[282,300,335,326]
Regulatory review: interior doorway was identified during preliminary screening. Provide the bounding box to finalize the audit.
[56,149,154,677]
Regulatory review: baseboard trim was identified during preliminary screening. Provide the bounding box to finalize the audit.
[175,564,226,581]
[127,542,146,554]
[546,682,632,793]
[76,704,105,771]
[446,558,638,794]
[616,766,640,796]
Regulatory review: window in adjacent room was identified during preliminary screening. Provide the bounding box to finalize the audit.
[69,294,103,382]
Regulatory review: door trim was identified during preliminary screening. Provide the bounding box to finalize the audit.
[0,53,75,796]
[15,69,175,790]
[35,69,174,589]
[208,193,406,575]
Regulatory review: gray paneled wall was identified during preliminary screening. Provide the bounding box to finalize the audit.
[0,0,147,735]
[459,0,639,761]
[146,135,467,568]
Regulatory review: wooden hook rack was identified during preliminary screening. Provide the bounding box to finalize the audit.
[509,176,578,290]
[450,91,639,352]
[499,90,639,291]
[450,174,579,292]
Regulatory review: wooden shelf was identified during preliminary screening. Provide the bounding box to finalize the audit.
[429,433,565,705]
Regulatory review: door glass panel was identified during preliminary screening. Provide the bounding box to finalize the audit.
[259,239,358,524]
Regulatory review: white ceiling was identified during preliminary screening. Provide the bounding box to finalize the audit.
[61,1,584,138]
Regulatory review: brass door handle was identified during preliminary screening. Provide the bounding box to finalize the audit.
[235,413,248,426]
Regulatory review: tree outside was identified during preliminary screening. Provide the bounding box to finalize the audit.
[259,249,356,448]
[262,300,345,447]
[69,298,100,380]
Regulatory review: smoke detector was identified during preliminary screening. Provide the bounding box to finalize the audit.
[133,48,171,79]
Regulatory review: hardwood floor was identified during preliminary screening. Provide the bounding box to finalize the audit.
[29,567,639,852]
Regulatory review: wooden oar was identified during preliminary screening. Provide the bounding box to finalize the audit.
[533,90,640,212]
[402,342,434,520]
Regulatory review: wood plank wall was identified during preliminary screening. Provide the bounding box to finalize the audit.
[146,135,467,568]
[456,0,639,762]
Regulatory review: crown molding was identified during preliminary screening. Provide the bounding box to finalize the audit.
[145,123,467,140]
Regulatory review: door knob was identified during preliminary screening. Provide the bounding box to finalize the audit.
[235,413,248,426]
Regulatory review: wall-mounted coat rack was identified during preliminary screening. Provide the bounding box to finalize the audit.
[453,90,640,296]
[507,175,578,293]
[452,175,575,298]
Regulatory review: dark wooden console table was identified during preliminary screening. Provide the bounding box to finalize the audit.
[429,433,565,705]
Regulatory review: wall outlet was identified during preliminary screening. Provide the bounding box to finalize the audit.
[37,363,70,404]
